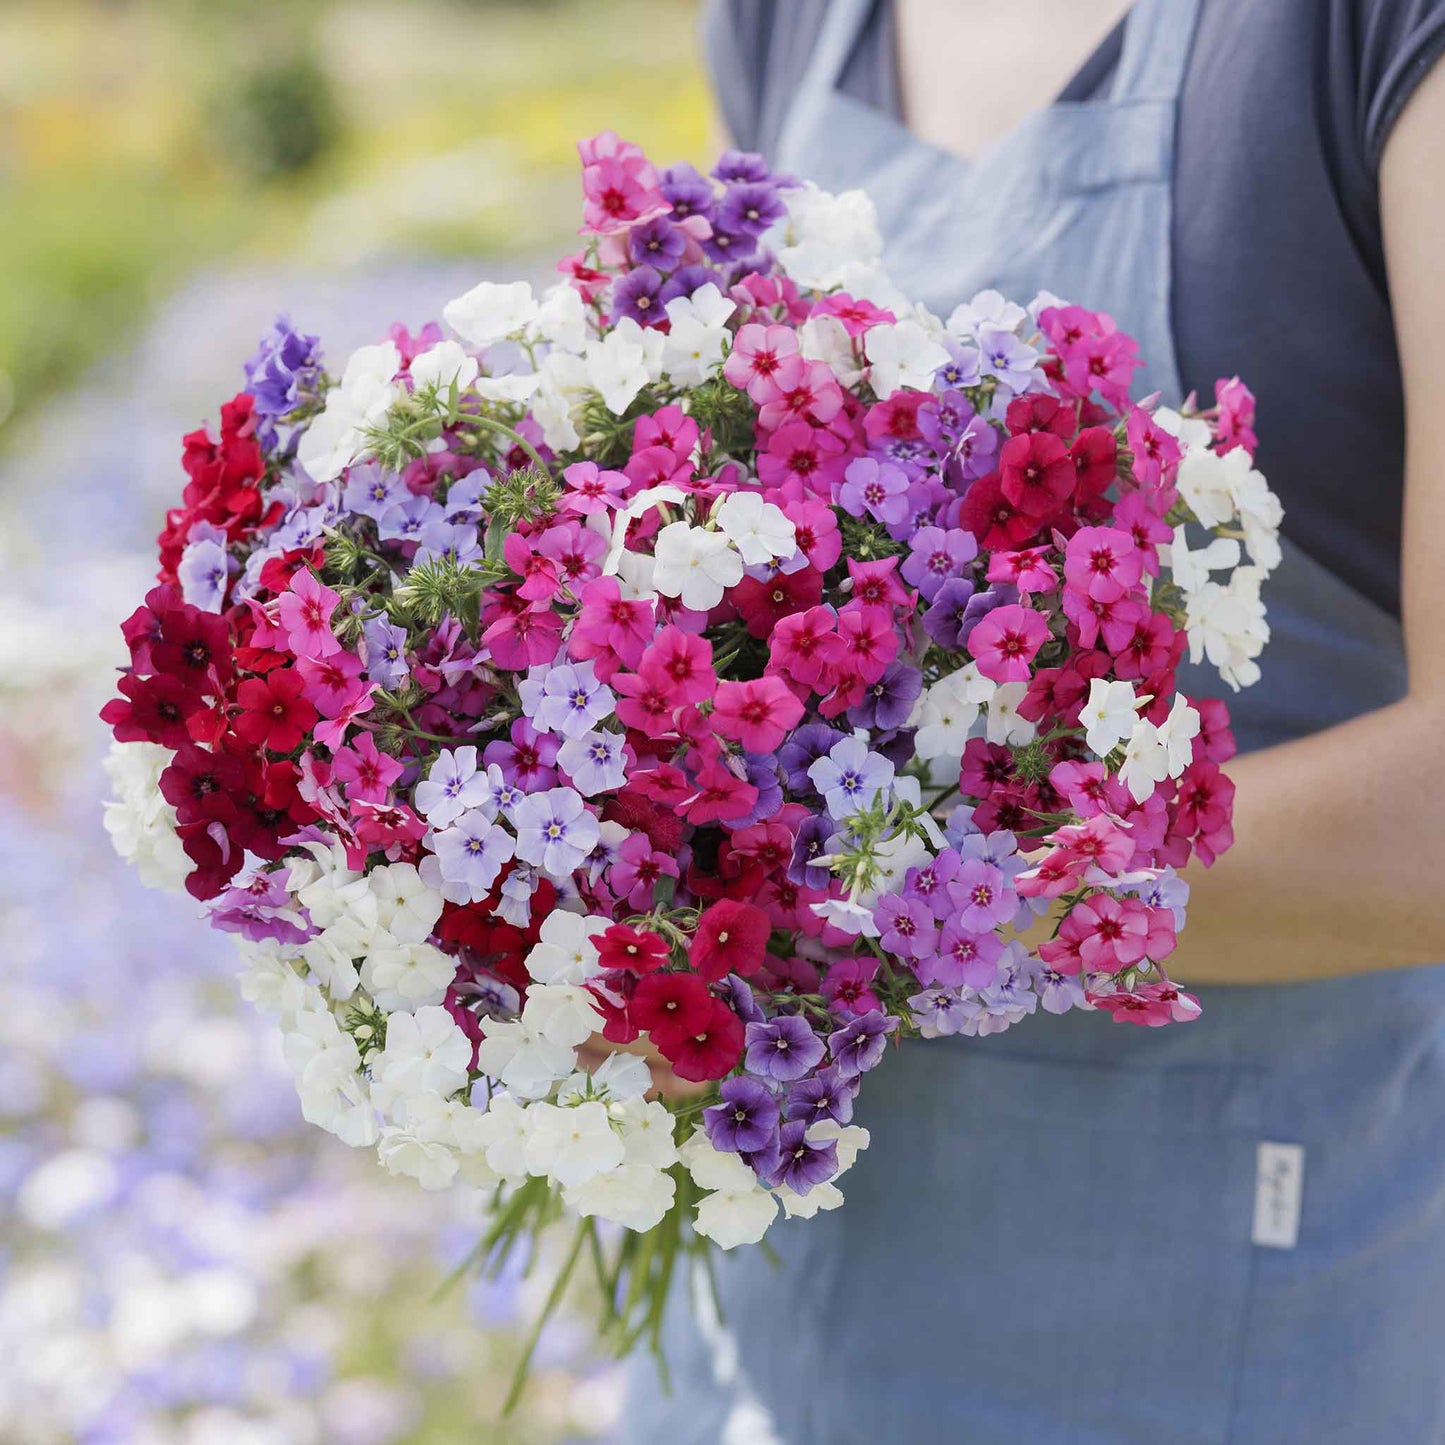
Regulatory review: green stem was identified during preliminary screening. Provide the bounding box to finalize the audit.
[502,1216,590,1417]
[467,413,549,474]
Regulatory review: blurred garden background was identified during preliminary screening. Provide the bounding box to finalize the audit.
[0,1,709,1440]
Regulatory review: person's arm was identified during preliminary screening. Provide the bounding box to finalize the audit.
[1166,56,1445,984]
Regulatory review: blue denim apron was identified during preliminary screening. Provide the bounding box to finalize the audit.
[628,3,1445,1439]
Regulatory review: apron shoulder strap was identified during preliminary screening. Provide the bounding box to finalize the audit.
[1110,0,1201,103]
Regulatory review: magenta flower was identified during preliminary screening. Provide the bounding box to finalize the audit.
[711,676,805,753]
[1064,525,1144,604]
[277,568,342,660]
[966,603,1050,683]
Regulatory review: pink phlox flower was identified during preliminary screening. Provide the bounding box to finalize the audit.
[967,603,1050,683]
[277,568,342,660]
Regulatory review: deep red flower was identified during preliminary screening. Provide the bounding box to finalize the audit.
[660,998,745,1082]
[100,672,205,748]
[691,899,771,981]
[629,970,715,1046]
[958,472,1039,550]
[233,669,317,754]
[999,431,1077,518]
[598,924,670,974]
[158,743,247,826]
[730,566,823,639]
[1005,394,1075,438]
[119,584,183,674]
[1071,426,1118,500]
[151,605,234,694]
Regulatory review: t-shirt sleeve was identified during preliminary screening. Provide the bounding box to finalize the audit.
[1355,0,1445,170]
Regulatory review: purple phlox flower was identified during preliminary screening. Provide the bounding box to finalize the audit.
[744,1015,826,1083]
[943,806,981,851]
[521,660,615,739]
[658,263,720,306]
[363,616,410,689]
[627,216,688,271]
[722,973,765,1025]
[610,265,666,327]
[244,315,323,424]
[947,857,1016,932]
[414,745,489,828]
[178,535,230,613]
[786,1066,856,1127]
[922,922,1004,990]
[873,892,939,961]
[377,493,444,545]
[922,576,979,649]
[716,180,785,238]
[507,786,600,877]
[827,1010,898,1078]
[207,870,311,945]
[556,727,628,797]
[432,810,517,903]
[721,753,784,832]
[936,336,983,393]
[901,525,979,603]
[808,735,895,820]
[450,964,521,1024]
[704,1076,781,1155]
[955,581,1020,649]
[907,987,978,1038]
[789,812,838,891]
[701,217,758,266]
[976,322,1040,394]
[342,463,407,522]
[766,1120,839,1196]
[712,149,772,184]
[903,847,962,920]
[483,718,560,792]
[660,161,716,221]
[444,472,490,521]
[1037,965,1088,1015]
[778,723,845,793]
[839,456,909,524]
[416,520,482,567]
[954,413,1001,480]
[1120,866,1190,930]
[847,660,923,732]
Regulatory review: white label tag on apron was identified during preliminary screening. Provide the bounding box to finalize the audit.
[1252,1142,1305,1248]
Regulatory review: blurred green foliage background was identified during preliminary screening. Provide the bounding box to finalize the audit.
[0,0,710,450]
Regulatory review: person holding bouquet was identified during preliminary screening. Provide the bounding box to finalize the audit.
[626,1,1445,1440]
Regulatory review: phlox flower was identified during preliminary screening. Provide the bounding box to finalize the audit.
[331,731,403,804]
[864,318,950,397]
[808,734,894,819]
[509,787,600,877]
[723,322,800,402]
[902,525,979,602]
[715,491,797,566]
[1064,525,1144,604]
[481,603,565,672]
[947,857,1015,932]
[922,922,1003,989]
[1088,979,1202,1027]
[431,810,517,903]
[415,746,490,828]
[651,522,743,612]
[277,568,342,660]
[745,1015,826,1082]
[557,727,629,796]
[442,279,539,346]
[839,456,909,525]
[234,669,317,753]
[483,717,560,792]
[967,603,1051,684]
[704,1078,781,1155]
[560,460,629,515]
[768,606,844,692]
[756,420,848,495]
[822,957,883,1017]
[1081,678,1143,758]
[693,899,772,981]
[661,283,735,386]
[521,659,616,739]
[711,676,805,753]
[609,832,681,910]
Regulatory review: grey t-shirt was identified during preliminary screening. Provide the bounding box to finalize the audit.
[705,0,1445,617]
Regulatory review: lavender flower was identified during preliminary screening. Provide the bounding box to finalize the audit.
[521,661,615,739]
[847,660,922,732]
[766,1121,838,1196]
[660,161,715,221]
[363,617,410,689]
[508,787,600,877]
[342,463,407,522]
[786,1067,856,1127]
[610,265,665,327]
[432,812,517,902]
[922,576,978,649]
[744,1016,825,1082]
[828,1011,898,1078]
[627,217,688,271]
[244,315,323,425]
[778,723,844,793]
[704,1077,781,1154]
[716,181,785,239]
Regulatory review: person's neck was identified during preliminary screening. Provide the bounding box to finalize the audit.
[893,0,1134,161]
